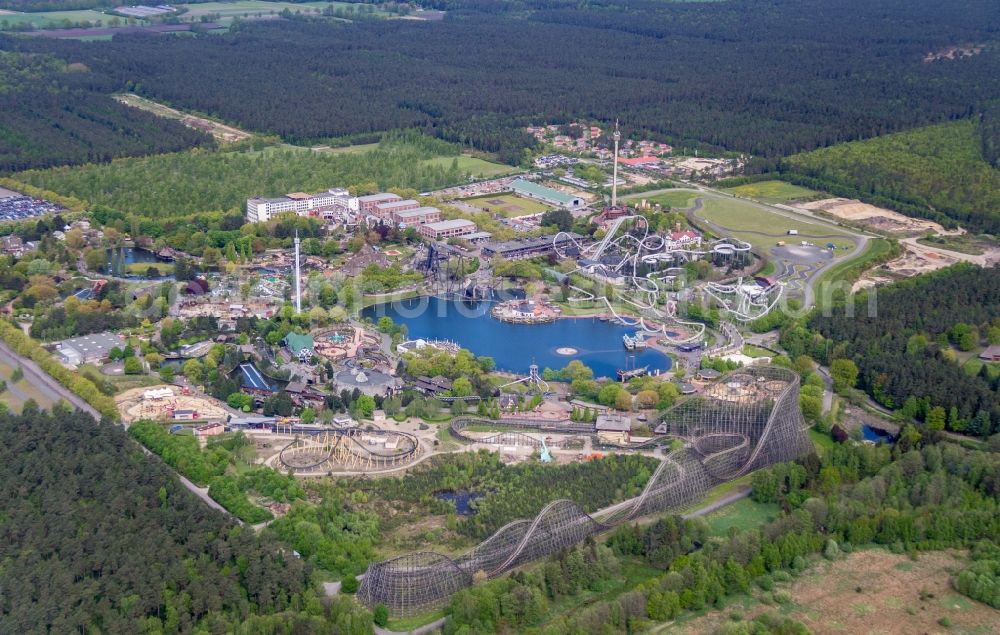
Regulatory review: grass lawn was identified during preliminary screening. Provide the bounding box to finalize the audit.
[317,142,381,154]
[722,180,823,204]
[694,197,856,250]
[125,262,173,276]
[698,474,751,507]
[809,427,835,455]
[811,237,894,304]
[0,358,56,413]
[741,344,773,358]
[643,190,697,209]
[916,233,994,256]
[177,1,351,19]
[462,192,550,216]
[703,497,780,537]
[963,357,999,379]
[385,608,446,632]
[421,155,518,179]
[0,9,113,29]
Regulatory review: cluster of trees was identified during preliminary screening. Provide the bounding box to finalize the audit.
[403,347,495,392]
[127,422,307,523]
[443,540,622,633]
[443,430,1000,633]
[0,50,211,172]
[11,131,468,220]
[9,0,1000,164]
[30,282,139,340]
[0,408,375,633]
[955,541,1000,609]
[0,318,118,417]
[781,119,1000,234]
[782,265,1000,435]
[362,450,658,540]
[457,454,660,539]
[980,101,1000,169]
[267,489,381,578]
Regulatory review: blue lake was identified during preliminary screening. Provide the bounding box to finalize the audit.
[363,297,672,379]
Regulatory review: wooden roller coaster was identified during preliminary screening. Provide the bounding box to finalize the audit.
[359,365,813,617]
[278,428,422,473]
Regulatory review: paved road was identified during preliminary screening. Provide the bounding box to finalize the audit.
[816,366,834,415]
[0,340,100,418]
[0,341,240,523]
[624,186,872,308]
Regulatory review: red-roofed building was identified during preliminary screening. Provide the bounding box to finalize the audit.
[620,156,662,167]
[666,230,702,249]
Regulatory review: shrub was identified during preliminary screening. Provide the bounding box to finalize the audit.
[341,574,359,594]
[373,604,388,627]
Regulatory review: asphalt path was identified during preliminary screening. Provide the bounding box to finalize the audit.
[0,340,100,418]
[624,186,871,308]
[0,341,240,523]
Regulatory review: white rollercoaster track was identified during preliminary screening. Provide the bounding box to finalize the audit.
[553,214,782,337]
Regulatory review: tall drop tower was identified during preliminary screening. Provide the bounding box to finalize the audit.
[611,119,621,209]
[294,230,302,314]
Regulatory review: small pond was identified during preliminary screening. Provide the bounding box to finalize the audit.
[434,490,484,516]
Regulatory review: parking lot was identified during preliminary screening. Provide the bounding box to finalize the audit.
[0,189,63,221]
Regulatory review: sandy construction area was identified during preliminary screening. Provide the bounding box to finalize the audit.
[116,385,231,423]
[797,198,951,235]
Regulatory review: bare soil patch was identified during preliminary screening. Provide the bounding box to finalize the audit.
[798,198,949,235]
[666,549,998,635]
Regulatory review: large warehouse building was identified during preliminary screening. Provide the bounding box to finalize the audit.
[481,233,582,260]
[509,179,584,209]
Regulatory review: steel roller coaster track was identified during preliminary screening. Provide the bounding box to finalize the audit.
[553,214,782,329]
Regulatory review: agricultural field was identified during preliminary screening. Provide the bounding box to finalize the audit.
[0,9,112,30]
[462,192,550,216]
[420,155,517,179]
[722,179,824,204]
[693,195,857,251]
[666,550,1000,635]
[177,0,383,23]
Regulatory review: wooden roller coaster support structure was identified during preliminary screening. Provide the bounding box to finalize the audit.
[278,427,422,473]
[359,366,812,618]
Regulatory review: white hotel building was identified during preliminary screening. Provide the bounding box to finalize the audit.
[246,188,354,223]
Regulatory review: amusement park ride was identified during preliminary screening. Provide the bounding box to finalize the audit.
[358,365,812,617]
[549,123,783,337]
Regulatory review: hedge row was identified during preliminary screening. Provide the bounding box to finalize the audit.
[0,319,119,419]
